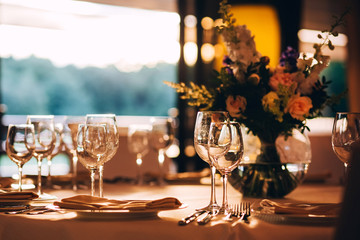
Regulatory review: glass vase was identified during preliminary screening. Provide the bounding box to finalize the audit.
[229,129,311,198]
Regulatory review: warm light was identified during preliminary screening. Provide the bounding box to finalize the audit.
[201,17,214,30]
[166,143,180,158]
[184,42,198,66]
[201,43,215,63]
[214,18,223,28]
[214,43,225,58]
[298,29,348,47]
[184,15,197,28]
[184,145,196,157]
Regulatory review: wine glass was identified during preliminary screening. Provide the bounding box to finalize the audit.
[86,114,119,197]
[77,124,107,196]
[332,112,360,173]
[194,111,230,212]
[149,117,175,185]
[6,124,35,192]
[46,123,63,189]
[211,121,243,215]
[127,124,151,185]
[62,116,85,191]
[26,115,56,197]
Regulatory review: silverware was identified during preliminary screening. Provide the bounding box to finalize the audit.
[232,202,251,223]
[178,210,207,225]
[197,210,218,225]
[4,206,48,215]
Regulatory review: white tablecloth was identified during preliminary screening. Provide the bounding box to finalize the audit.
[0,182,343,240]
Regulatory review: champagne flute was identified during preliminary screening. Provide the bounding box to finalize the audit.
[127,124,151,185]
[77,124,107,196]
[149,117,175,185]
[27,115,56,197]
[86,114,119,197]
[332,112,360,172]
[194,111,230,212]
[211,121,243,215]
[6,124,35,192]
[46,123,63,189]
[62,116,85,191]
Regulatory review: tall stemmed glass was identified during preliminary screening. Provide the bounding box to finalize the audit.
[127,124,151,185]
[211,121,243,215]
[46,123,63,189]
[77,124,107,196]
[149,117,175,186]
[6,124,35,192]
[332,112,360,175]
[26,115,56,198]
[86,114,119,197]
[194,111,230,212]
[62,116,85,191]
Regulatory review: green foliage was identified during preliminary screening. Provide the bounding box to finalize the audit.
[2,56,177,116]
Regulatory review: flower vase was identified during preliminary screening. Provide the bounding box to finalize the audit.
[229,129,311,198]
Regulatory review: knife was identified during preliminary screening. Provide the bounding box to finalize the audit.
[197,211,214,225]
[178,210,207,225]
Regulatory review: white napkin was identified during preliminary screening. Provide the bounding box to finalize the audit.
[54,195,182,211]
[260,199,341,215]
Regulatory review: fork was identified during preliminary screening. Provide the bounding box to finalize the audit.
[232,202,251,223]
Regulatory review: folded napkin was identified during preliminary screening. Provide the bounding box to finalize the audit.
[0,191,38,200]
[53,195,182,211]
[260,199,341,215]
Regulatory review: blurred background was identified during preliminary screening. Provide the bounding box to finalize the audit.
[0,0,358,183]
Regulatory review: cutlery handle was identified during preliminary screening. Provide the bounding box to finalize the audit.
[197,212,213,225]
[178,210,206,225]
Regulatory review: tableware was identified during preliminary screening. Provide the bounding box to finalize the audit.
[46,123,63,189]
[127,124,151,185]
[27,115,56,197]
[231,202,251,223]
[197,210,218,225]
[210,121,243,215]
[332,112,360,172]
[5,124,35,192]
[86,114,119,197]
[149,117,175,186]
[178,210,207,225]
[62,116,86,191]
[77,124,107,196]
[193,111,230,212]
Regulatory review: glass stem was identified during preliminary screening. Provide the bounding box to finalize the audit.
[72,153,78,191]
[136,153,143,185]
[222,173,229,213]
[18,164,23,192]
[47,156,52,188]
[209,164,217,207]
[158,149,165,185]
[37,157,43,195]
[90,168,96,197]
[99,164,104,198]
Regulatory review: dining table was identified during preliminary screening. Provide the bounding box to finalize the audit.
[0,179,344,240]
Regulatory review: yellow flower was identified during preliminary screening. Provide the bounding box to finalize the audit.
[262,92,283,122]
[226,95,247,118]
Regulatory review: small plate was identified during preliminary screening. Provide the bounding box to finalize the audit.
[72,204,187,220]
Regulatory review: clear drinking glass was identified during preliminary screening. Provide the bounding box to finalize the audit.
[77,124,107,196]
[6,124,35,192]
[26,115,56,197]
[149,117,175,185]
[211,121,243,215]
[194,111,230,212]
[127,124,151,185]
[332,112,360,171]
[86,114,119,197]
[62,116,85,191]
[46,123,63,189]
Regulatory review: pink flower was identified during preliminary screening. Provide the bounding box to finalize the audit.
[285,94,313,121]
[269,72,296,91]
[226,95,247,118]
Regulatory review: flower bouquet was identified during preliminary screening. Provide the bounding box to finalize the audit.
[165,0,346,197]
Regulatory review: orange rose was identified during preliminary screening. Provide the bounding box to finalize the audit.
[269,72,296,91]
[285,94,313,121]
[226,95,247,118]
